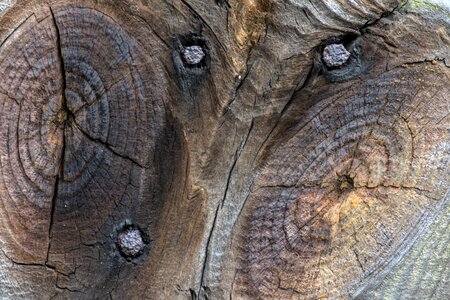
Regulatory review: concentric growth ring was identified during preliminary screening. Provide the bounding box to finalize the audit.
[0,5,167,292]
[238,65,450,299]
[0,15,63,263]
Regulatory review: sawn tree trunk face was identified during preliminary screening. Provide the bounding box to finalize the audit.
[0,0,448,299]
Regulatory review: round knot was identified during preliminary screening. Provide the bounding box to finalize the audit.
[322,43,351,68]
[181,45,205,65]
[117,226,146,259]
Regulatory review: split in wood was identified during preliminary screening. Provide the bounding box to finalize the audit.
[338,175,354,192]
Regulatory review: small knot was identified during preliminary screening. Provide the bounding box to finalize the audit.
[117,225,147,259]
[322,44,351,68]
[172,33,210,77]
[181,45,205,65]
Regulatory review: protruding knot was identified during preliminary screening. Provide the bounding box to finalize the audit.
[117,225,148,260]
[181,45,205,66]
[322,43,351,68]
[172,33,210,77]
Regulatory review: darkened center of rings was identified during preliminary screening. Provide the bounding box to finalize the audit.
[116,225,149,260]
[338,174,354,192]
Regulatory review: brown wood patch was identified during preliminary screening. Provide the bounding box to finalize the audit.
[236,64,450,299]
[0,4,184,296]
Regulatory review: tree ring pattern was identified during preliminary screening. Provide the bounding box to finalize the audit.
[0,5,167,293]
[238,65,450,299]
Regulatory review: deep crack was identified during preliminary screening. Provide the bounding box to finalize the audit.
[47,5,66,266]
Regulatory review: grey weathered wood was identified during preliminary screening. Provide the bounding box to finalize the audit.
[0,0,448,299]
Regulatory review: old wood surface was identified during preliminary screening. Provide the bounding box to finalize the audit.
[0,0,448,299]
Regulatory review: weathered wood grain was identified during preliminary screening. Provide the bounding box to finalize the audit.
[233,62,449,299]
[0,2,189,298]
[0,0,448,299]
[197,3,450,300]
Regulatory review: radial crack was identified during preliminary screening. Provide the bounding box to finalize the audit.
[47,6,66,265]
[70,117,147,169]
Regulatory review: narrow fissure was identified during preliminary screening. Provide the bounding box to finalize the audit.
[196,42,316,300]
[359,1,406,33]
[196,3,410,296]
[46,6,66,266]
[196,196,220,299]
[70,117,147,169]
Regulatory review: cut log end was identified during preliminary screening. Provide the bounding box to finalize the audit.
[0,3,184,296]
[234,62,450,299]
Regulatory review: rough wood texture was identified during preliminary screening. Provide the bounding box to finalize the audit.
[234,63,449,299]
[0,0,448,299]
[0,2,188,298]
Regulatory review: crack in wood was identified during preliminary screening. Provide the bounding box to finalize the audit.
[46,6,66,267]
